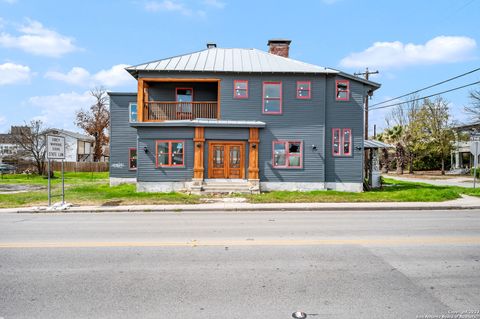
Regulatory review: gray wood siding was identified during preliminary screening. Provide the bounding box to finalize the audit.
[138,72,327,183]
[137,127,194,182]
[118,71,370,184]
[325,75,366,183]
[109,93,138,178]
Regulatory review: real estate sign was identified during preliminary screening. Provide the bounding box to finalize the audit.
[46,135,65,160]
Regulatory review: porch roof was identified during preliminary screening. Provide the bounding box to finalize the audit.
[364,139,394,149]
[130,119,266,128]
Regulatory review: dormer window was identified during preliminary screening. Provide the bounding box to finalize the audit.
[335,80,349,101]
[234,80,248,99]
[296,81,311,99]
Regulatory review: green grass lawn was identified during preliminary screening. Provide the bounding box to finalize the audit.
[245,178,479,203]
[0,172,199,208]
[1,173,480,208]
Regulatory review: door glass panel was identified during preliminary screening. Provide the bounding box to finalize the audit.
[213,146,224,168]
[230,146,240,168]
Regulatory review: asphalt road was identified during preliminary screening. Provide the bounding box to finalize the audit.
[0,210,479,319]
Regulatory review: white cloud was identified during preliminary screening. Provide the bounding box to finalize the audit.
[92,64,135,87]
[0,62,32,85]
[203,0,225,9]
[145,0,185,12]
[0,19,78,57]
[321,0,342,4]
[45,64,135,88]
[45,67,90,86]
[145,0,206,16]
[28,91,96,130]
[340,36,477,69]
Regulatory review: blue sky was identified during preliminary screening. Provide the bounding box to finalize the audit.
[0,0,479,134]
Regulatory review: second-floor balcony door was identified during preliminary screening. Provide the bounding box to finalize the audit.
[176,88,193,118]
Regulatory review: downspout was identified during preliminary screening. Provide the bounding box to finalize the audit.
[323,74,327,188]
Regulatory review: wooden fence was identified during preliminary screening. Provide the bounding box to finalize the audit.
[50,161,109,172]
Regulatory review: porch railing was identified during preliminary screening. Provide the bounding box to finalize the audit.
[144,101,218,121]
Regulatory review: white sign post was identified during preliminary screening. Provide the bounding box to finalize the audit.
[46,135,66,206]
[470,134,480,189]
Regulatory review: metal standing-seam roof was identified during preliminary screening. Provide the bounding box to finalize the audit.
[125,48,339,77]
[364,140,394,149]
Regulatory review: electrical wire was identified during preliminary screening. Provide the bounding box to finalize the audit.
[369,80,480,112]
[369,67,480,108]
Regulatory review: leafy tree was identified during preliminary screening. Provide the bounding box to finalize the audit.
[75,87,109,162]
[416,97,454,175]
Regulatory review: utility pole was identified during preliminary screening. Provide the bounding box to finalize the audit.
[355,67,378,184]
[354,68,379,139]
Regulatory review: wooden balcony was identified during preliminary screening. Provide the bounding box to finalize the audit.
[143,101,218,121]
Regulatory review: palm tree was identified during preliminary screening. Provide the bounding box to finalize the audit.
[383,126,406,174]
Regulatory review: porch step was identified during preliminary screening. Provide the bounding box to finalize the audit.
[201,181,255,194]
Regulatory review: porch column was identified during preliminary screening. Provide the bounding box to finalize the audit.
[248,128,260,180]
[193,127,205,180]
[137,79,144,122]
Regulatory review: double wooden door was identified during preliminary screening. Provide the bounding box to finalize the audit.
[208,141,245,179]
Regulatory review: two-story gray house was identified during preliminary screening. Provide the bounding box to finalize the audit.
[109,40,380,193]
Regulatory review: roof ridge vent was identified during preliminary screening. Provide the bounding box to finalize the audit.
[206,42,217,49]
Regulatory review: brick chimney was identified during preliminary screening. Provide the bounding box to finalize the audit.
[267,39,292,58]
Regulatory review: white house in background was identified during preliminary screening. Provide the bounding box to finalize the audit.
[0,133,18,160]
[45,129,95,162]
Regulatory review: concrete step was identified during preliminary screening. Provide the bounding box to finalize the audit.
[201,183,253,194]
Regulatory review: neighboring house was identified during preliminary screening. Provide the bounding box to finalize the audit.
[0,133,18,160]
[451,122,480,171]
[109,39,380,193]
[45,129,96,162]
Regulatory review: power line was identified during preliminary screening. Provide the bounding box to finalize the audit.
[369,80,480,112]
[369,67,480,108]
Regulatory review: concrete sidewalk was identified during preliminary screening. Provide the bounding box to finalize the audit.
[2,195,480,213]
[386,175,475,188]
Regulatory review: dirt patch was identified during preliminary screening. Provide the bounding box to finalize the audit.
[0,184,45,194]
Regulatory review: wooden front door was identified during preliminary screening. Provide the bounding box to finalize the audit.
[208,142,245,179]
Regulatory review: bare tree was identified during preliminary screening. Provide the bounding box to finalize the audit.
[75,87,109,162]
[10,120,48,175]
[464,88,480,121]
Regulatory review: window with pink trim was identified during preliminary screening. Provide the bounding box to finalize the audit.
[234,80,248,99]
[343,129,352,155]
[273,141,303,168]
[128,148,137,170]
[332,129,341,156]
[263,82,282,114]
[335,80,349,101]
[332,128,352,156]
[296,81,311,99]
[156,140,185,167]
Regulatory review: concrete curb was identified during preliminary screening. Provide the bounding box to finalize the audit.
[3,203,480,214]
